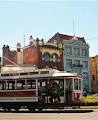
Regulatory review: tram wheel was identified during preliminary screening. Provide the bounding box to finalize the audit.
[4,107,11,112]
[3,108,8,112]
[38,107,42,112]
[15,108,19,112]
[13,106,20,112]
[28,106,35,112]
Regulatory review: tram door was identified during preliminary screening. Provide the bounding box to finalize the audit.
[64,79,72,103]
[38,79,47,103]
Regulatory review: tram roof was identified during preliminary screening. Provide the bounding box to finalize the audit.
[0,66,81,80]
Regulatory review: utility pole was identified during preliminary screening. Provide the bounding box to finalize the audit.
[73,19,75,36]
[24,34,25,47]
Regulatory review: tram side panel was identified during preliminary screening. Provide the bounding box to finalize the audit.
[0,77,83,110]
[0,79,39,111]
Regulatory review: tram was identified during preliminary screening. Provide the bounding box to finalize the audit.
[0,66,83,111]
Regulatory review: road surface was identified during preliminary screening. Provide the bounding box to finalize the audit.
[0,110,98,120]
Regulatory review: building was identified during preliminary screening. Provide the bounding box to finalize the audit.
[48,32,90,92]
[90,56,98,93]
[2,36,64,71]
[2,44,23,66]
[23,36,64,70]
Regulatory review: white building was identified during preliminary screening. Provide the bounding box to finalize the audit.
[48,32,90,92]
[63,36,90,92]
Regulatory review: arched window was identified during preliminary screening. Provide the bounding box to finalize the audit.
[42,53,50,62]
[52,53,58,62]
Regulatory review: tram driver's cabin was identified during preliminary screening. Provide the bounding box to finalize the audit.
[0,66,83,111]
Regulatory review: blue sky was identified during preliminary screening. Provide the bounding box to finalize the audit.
[0,0,98,57]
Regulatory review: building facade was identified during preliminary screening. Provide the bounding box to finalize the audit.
[23,36,64,70]
[48,32,90,92]
[2,44,23,66]
[2,36,64,71]
[90,56,98,93]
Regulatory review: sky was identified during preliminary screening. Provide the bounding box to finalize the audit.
[0,0,98,57]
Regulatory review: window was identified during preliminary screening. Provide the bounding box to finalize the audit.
[52,54,58,62]
[0,81,6,90]
[82,49,88,56]
[66,59,72,67]
[76,48,80,56]
[83,72,89,81]
[42,53,50,62]
[74,79,78,90]
[16,80,25,90]
[27,80,36,89]
[29,72,39,75]
[73,47,80,56]
[20,72,28,75]
[7,81,15,90]
[66,47,72,55]
[74,60,80,66]
[40,71,49,74]
[79,80,81,90]
[82,61,88,68]
[0,81,15,90]
[73,47,76,56]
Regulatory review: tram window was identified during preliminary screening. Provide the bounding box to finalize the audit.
[7,81,15,90]
[40,71,49,74]
[10,73,19,76]
[32,80,36,89]
[59,80,64,96]
[74,79,78,90]
[79,80,81,90]
[38,80,46,87]
[59,80,64,89]
[9,73,14,76]
[38,80,46,96]
[1,74,9,76]
[42,81,46,86]
[0,82,6,90]
[0,83,2,90]
[65,79,72,91]
[27,80,36,89]
[20,72,28,75]
[16,80,25,90]
[14,73,19,76]
[27,80,32,89]
[29,72,39,75]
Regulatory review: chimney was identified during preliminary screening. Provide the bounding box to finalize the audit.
[17,43,21,52]
[29,35,33,45]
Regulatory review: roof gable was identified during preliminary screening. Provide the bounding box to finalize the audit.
[48,32,86,43]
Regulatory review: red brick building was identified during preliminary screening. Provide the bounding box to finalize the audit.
[2,45,17,65]
[2,36,64,70]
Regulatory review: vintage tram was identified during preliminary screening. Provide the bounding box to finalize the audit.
[0,66,83,111]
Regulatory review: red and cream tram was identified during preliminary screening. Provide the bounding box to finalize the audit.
[0,66,83,111]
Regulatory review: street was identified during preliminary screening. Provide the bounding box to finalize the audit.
[0,110,98,120]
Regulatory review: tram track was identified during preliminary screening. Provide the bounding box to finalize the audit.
[0,108,93,113]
